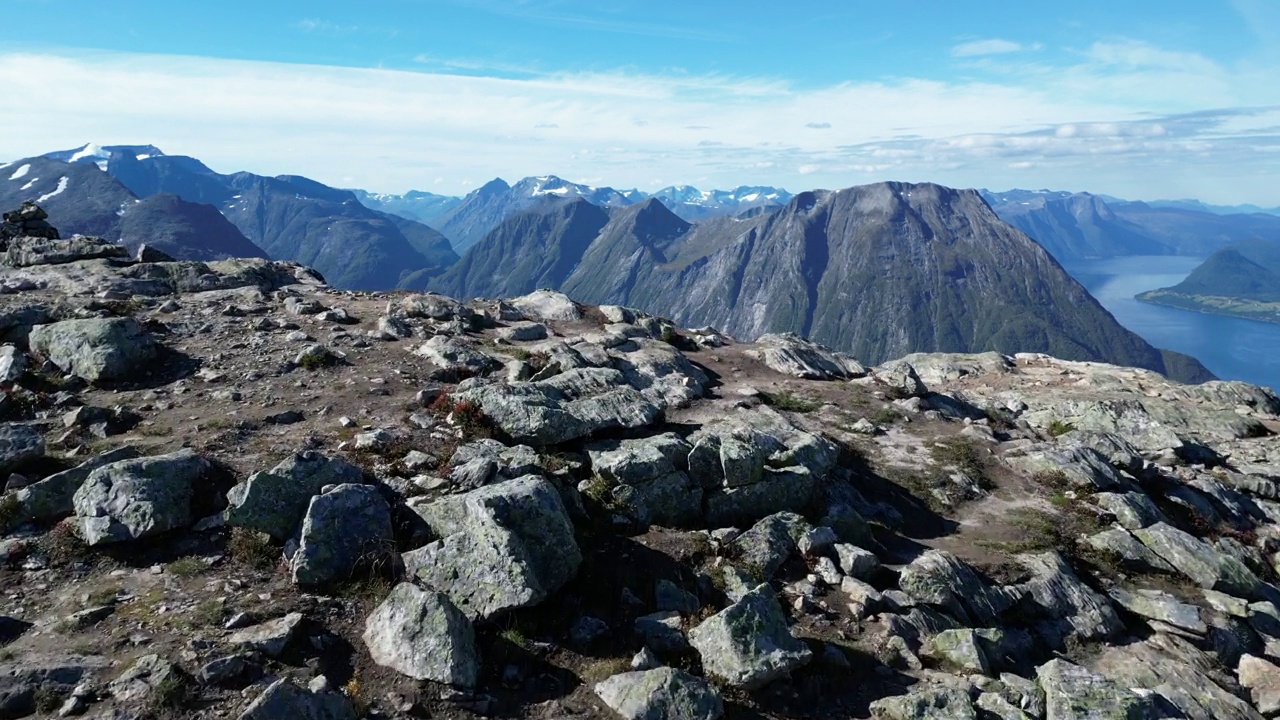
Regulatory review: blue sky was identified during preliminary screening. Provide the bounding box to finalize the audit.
[2,0,1279,203]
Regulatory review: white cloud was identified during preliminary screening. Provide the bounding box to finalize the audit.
[951,39,1030,57]
[0,45,1277,204]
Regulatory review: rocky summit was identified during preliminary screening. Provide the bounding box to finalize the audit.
[2,207,1280,720]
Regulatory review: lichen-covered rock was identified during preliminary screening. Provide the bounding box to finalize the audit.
[290,484,394,586]
[225,451,363,539]
[898,550,1012,626]
[594,667,724,720]
[227,612,303,658]
[876,359,928,398]
[28,317,159,383]
[727,512,809,579]
[1107,587,1206,635]
[404,475,581,619]
[687,584,812,689]
[72,449,208,545]
[1093,492,1167,530]
[1239,654,1280,716]
[3,235,128,267]
[1134,522,1263,598]
[1085,527,1177,574]
[925,628,991,675]
[108,654,184,704]
[585,433,700,526]
[1036,658,1155,720]
[1094,633,1262,720]
[869,687,976,719]
[12,446,139,524]
[237,678,356,720]
[1011,552,1124,647]
[510,289,582,322]
[362,583,478,686]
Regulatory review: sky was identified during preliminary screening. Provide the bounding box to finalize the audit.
[2,0,1280,204]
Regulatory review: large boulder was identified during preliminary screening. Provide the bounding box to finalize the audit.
[898,550,1013,626]
[362,583,479,686]
[869,687,977,719]
[224,452,363,540]
[1093,633,1262,720]
[28,317,159,383]
[687,584,812,689]
[1036,658,1155,719]
[509,289,582,322]
[290,484,394,586]
[747,333,866,380]
[1134,523,1263,598]
[594,667,724,720]
[72,449,208,545]
[1010,552,1125,647]
[404,475,581,619]
[586,434,700,526]
[12,447,139,524]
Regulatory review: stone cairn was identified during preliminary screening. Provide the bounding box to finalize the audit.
[0,201,60,245]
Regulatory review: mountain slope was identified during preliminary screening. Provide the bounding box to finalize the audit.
[0,156,268,261]
[1137,238,1280,324]
[442,181,1213,383]
[985,189,1280,263]
[352,189,461,227]
[106,153,458,290]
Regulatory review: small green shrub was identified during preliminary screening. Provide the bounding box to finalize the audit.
[760,390,821,413]
[33,685,62,713]
[1046,419,1076,437]
[165,556,205,577]
[0,493,20,532]
[930,438,987,479]
[872,407,902,426]
[299,353,329,371]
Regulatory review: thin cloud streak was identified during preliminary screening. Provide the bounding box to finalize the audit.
[0,44,1276,204]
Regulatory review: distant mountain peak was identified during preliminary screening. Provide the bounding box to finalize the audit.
[45,143,166,170]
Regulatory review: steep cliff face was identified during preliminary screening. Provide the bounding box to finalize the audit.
[438,181,1214,382]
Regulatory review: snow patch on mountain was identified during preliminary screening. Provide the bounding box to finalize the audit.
[8,164,30,181]
[37,177,70,203]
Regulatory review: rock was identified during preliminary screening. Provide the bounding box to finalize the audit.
[586,434,700,526]
[227,612,303,658]
[835,543,880,578]
[635,611,688,653]
[747,333,866,380]
[1011,552,1124,647]
[727,512,809,579]
[571,616,610,647]
[362,583,479,686]
[1093,492,1168,530]
[413,336,502,378]
[11,443,140,520]
[72,449,208,545]
[876,360,928,398]
[107,654,184,704]
[497,322,548,342]
[237,678,356,720]
[898,550,1012,626]
[1239,654,1280,716]
[290,484,394,586]
[28,317,159,383]
[293,343,334,367]
[976,692,1033,720]
[630,647,661,671]
[1134,522,1263,598]
[0,345,26,383]
[687,584,812,689]
[1006,446,1125,491]
[224,451,363,540]
[197,654,252,686]
[135,244,175,263]
[655,579,700,614]
[1094,633,1262,720]
[1107,587,1207,635]
[1036,658,1154,720]
[869,687,977,719]
[0,423,44,475]
[4,236,128,267]
[925,629,991,675]
[594,667,724,720]
[0,653,108,718]
[403,475,581,619]
[1085,527,1177,574]
[509,289,582,322]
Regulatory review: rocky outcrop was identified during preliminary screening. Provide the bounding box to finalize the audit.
[28,318,159,383]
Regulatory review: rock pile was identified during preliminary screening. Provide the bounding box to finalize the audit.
[0,201,59,243]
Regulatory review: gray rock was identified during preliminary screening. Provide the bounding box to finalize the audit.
[1239,654,1280,716]
[924,628,991,675]
[976,692,1033,720]
[197,654,251,686]
[594,667,724,720]
[0,653,108,718]
[656,579,701,614]
[227,612,303,658]
[1134,522,1263,598]
[876,360,928,398]
[1093,492,1167,530]
[135,244,175,263]
[403,475,581,619]
[748,333,865,380]
[1006,445,1125,491]
[290,484,394,586]
[72,449,208,545]
[1085,527,1177,574]
[4,235,128,267]
[237,678,355,720]
[224,451,364,540]
[1107,587,1206,635]
[635,611,688,653]
[630,647,661,671]
[509,289,582,322]
[0,345,26,383]
[28,317,159,383]
[834,543,879,578]
[687,584,812,689]
[727,512,809,579]
[1011,552,1124,646]
[571,616,610,647]
[869,687,977,719]
[1093,633,1262,720]
[362,583,478,686]
[0,423,43,476]
[497,322,548,342]
[108,654,183,704]
[414,336,502,377]
[898,550,1012,626]
[1036,658,1154,720]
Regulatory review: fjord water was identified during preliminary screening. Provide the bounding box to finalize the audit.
[1065,256,1280,391]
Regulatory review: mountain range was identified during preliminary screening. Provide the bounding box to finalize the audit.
[10,142,1276,383]
[428,184,1212,382]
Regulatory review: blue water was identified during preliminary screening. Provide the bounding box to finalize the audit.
[1064,256,1280,391]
